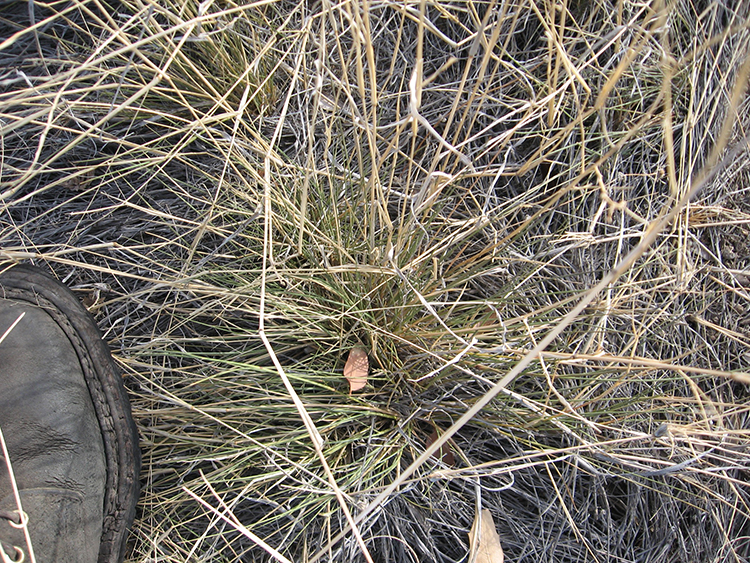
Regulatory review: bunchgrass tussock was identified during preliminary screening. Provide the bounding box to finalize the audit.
[2,0,750,561]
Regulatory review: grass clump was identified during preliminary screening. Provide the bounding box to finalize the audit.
[2,0,750,561]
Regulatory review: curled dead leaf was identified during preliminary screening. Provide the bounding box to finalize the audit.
[344,347,368,392]
[469,509,504,563]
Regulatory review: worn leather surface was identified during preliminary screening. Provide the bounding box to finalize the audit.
[0,489,95,562]
[0,300,106,563]
[0,265,140,563]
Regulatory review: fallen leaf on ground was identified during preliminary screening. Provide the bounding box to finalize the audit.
[469,508,504,563]
[425,429,455,466]
[344,347,368,392]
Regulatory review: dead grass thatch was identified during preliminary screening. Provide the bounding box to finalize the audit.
[2,0,750,561]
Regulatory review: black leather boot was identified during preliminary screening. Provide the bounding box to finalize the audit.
[0,265,140,563]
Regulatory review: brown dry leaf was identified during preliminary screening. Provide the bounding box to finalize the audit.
[425,429,455,466]
[344,347,368,392]
[469,509,504,563]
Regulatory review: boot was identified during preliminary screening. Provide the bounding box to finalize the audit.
[0,265,140,562]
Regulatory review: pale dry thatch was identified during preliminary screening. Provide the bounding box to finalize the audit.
[1,0,750,561]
